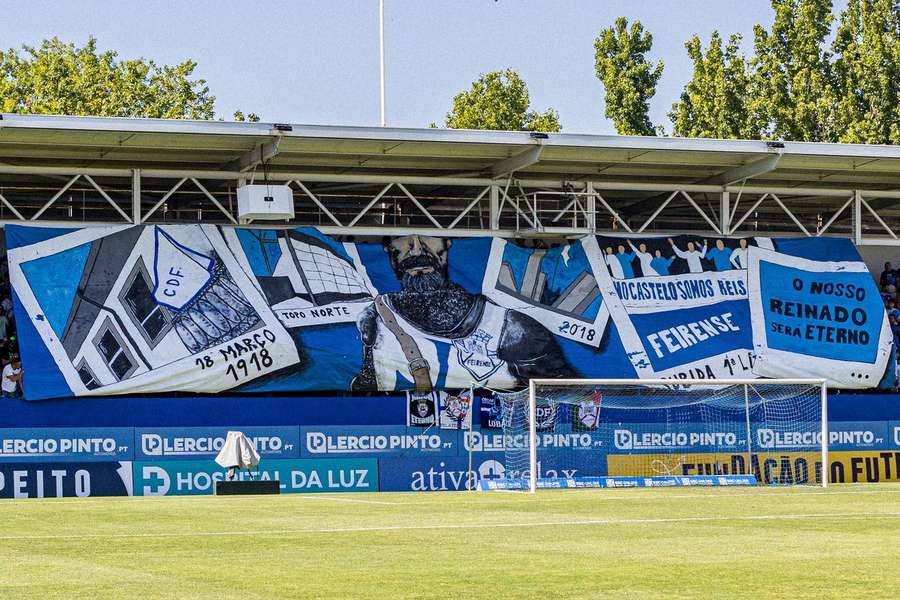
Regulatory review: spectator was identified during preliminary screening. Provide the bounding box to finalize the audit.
[2,354,22,399]
[887,300,900,321]
[895,354,900,393]
[890,315,900,350]
[0,265,19,366]
[881,262,898,289]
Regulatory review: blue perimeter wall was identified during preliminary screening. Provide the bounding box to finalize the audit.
[1,392,898,427]
[1,392,899,498]
[0,395,404,427]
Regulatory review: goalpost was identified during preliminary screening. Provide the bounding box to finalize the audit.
[482,379,828,492]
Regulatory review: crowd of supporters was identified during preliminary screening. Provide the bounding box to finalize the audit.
[878,262,900,389]
[0,263,22,397]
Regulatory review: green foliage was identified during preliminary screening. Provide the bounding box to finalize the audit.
[667,0,898,143]
[443,68,561,132]
[0,37,219,119]
[669,33,753,139]
[1,488,898,599]
[232,110,261,123]
[830,0,900,143]
[748,0,836,141]
[594,17,664,136]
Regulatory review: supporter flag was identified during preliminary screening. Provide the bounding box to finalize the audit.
[572,390,602,431]
[438,389,472,430]
[407,391,437,427]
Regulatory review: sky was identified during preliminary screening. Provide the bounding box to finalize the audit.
[1,0,850,134]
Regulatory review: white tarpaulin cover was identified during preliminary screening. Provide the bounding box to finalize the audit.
[214,431,261,469]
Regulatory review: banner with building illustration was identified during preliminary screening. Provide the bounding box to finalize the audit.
[6,225,893,400]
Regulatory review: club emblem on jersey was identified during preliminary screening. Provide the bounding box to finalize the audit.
[453,328,505,382]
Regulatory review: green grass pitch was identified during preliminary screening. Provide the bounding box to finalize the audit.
[1,484,898,599]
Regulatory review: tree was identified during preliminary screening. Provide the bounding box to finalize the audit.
[232,111,261,122]
[594,17,664,136]
[442,68,561,132]
[669,32,754,139]
[0,37,254,121]
[830,0,900,144]
[748,0,836,141]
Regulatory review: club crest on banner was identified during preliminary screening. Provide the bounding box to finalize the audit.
[573,391,602,431]
[407,391,437,427]
[452,329,505,382]
[438,390,473,430]
[152,227,215,311]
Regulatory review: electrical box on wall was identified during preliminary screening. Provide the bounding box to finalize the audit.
[236,184,294,223]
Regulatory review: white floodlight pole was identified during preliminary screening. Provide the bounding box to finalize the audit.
[379,0,386,127]
[528,379,537,494]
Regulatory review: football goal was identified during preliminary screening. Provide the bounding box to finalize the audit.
[482,379,828,492]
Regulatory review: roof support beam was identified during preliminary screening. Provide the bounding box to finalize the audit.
[397,183,443,229]
[0,192,25,220]
[83,174,132,223]
[223,138,281,172]
[191,178,237,225]
[620,151,782,217]
[293,180,343,226]
[348,184,394,226]
[490,145,543,179]
[448,186,490,229]
[860,195,898,239]
[142,178,187,223]
[708,153,782,186]
[817,194,854,236]
[30,174,81,221]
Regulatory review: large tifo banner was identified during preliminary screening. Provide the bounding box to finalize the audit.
[6,225,893,400]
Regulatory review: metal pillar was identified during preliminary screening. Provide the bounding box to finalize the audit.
[490,185,500,230]
[720,190,730,236]
[586,182,597,233]
[132,169,141,224]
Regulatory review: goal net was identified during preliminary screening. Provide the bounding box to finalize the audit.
[484,379,827,492]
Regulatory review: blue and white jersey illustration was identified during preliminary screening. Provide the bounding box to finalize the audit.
[371,297,518,390]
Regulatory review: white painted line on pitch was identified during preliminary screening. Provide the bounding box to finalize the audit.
[432,487,900,504]
[2,511,899,541]
[0,485,899,508]
[295,495,403,506]
[0,495,403,508]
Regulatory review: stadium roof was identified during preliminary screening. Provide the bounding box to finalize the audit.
[2,113,900,188]
[1,113,899,240]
